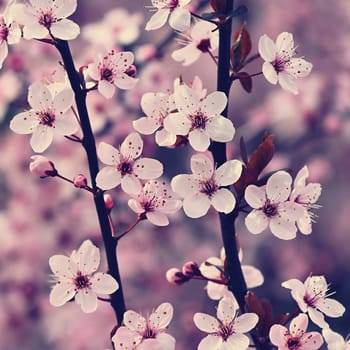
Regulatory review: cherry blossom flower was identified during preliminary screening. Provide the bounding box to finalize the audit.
[96,132,163,194]
[11,0,80,40]
[200,247,264,300]
[133,92,177,147]
[244,171,304,240]
[269,314,323,350]
[193,297,258,350]
[9,82,78,152]
[87,50,138,99]
[112,302,175,350]
[29,155,57,178]
[172,21,219,66]
[290,166,322,235]
[258,32,313,94]
[282,275,346,328]
[145,0,191,32]
[49,240,119,313]
[128,179,182,226]
[171,153,242,218]
[164,85,235,152]
[0,6,21,69]
[323,329,350,350]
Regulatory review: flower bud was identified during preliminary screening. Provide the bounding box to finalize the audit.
[182,261,201,277]
[166,268,189,285]
[73,174,87,188]
[29,155,57,178]
[104,194,114,212]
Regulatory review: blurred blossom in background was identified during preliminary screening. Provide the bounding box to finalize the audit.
[0,0,349,349]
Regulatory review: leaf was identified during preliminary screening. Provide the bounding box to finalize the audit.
[231,23,252,71]
[240,136,248,165]
[238,72,252,93]
[228,5,248,18]
[210,0,227,14]
[201,12,220,20]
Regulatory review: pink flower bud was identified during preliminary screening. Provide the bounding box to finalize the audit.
[73,174,87,188]
[135,44,156,62]
[104,194,114,212]
[166,268,189,285]
[29,155,57,178]
[182,261,200,277]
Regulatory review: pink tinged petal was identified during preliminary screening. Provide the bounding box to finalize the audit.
[233,313,259,333]
[114,74,138,90]
[23,23,48,39]
[201,91,227,116]
[258,34,277,62]
[87,62,101,81]
[300,332,324,350]
[123,310,147,332]
[262,62,278,84]
[242,265,264,289]
[28,82,53,111]
[141,92,164,118]
[276,32,294,54]
[189,129,210,152]
[133,117,159,135]
[96,166,121,190]
[171,174,199,198]
[54,110,78,135]
[269,324,289,347]
[77,239,100,274]
[98,80,116,99]
[206,282,228,300]
[163,112,191,135]
[97,142,120,165]
[281,278,305,292]
[49,255,76,278]
[0,41,8,68]
[145,8,169,31]
[245,210,268,234]
[198,335,222,350]
[121,175,142,194]
[316,298,345,318]
[52,88,74,113]
[190,153,214,178]
[155,128,177,146]
[137,339,163,350]
[7,23,22,44]
[193,313,220,332]
[217,297,238,324]
[278,71,298,94]
[244,185,266,209]
[287,58,313,78]
[54,0,77,18]
[322,329,345,348]
[206,115,235,143]
[294,166,309,189]
[120,132,143,159]
[278,202,304,221]
[133,158,163,179]
[146,211,169,226]
[30,124,53,152]
[49,282,76,307]
[215,160,242,186]
[169,7,190,32]
[158,199,182,214]
[149,302,174,329]
[128,199,144,214]
[297,210,312,235]
[155,333,176,350]
[308,308,328,329]
[179,0,191,6]
[9,111,38,134]
[90,272,119,294]
[174,84,200,116]
[50,19,80,40]
[211,188,236,214]
[171,44,201,66]
[222,334,249,350]
[75,289,98,313]
[299,183,322,204]
[269,217,297,240]
[112,327,142,350]
[183,194,211,218]
[266,171,292,202]
[289,314,308,337]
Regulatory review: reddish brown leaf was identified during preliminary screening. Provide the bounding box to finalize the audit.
[231,23,252,71]
[210,0,227,14]
[238,72,252,93]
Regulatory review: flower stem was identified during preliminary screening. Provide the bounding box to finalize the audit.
[209,0,248,312]
[55,40,126,325]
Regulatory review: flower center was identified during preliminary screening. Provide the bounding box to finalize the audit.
[303,292,321,308]
[38,12,56,29]
[200,178,218,197]
[38,111,55,127]
[118,161,133,176]
[74,272,91,290]
[197,39,211,53]
[167,0,179,10]
[287,337,301,349]
[143,325,157,338]
[0,17,9,41]
[101,68,114,82]
[263,201,278,217]
[191,113,207,129]
[218,323,234,341]
[272,57,287,73]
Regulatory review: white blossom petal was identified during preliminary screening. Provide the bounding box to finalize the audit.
[244,185,266,209]
[54,110,78,135]
[201,91,227,116]
[133,158,163,179]
[50,19,80,40]
[242,265,264,289]
[75,289,98,313]
[133,117,159,135]
[278,71,298,94]
[308,307,328,328]
[146,211,169,226]
[193,313,219,332]
[49,255,76,278]
[217,297,238,324]
[171,43,201,66]
[169,7,190,32]
[98,80,116,99]
[77,239,100,274]
[206,115,235,143]
[215,160,242,186]
[114,74,138,90]
[316,298,345,318]
[120,132,143,159]
[145,8,169,31]
[49,282,75,307]
[211,188,236,214]
[258,34,277,62]
[96,166,121,190]
[174,84,199,116]
[10,111,38,134]
[233,313,259,333]
[269,217,297,240]
[183,194,211,218]
[190,153,214,178]
[222,334,249,350]
[188,129,210,152]
[163,112,191,135]
[91,272,119,294]
[262,62,278,84]
[198,335,222,350]
[266,171,292,202]
[30,124,54,152]
[171,174,199,197]
[52,88,74,113]
[245,210,268,234]
[149,302,174,329]
[97,142,120,165]
[121,175,142,194]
